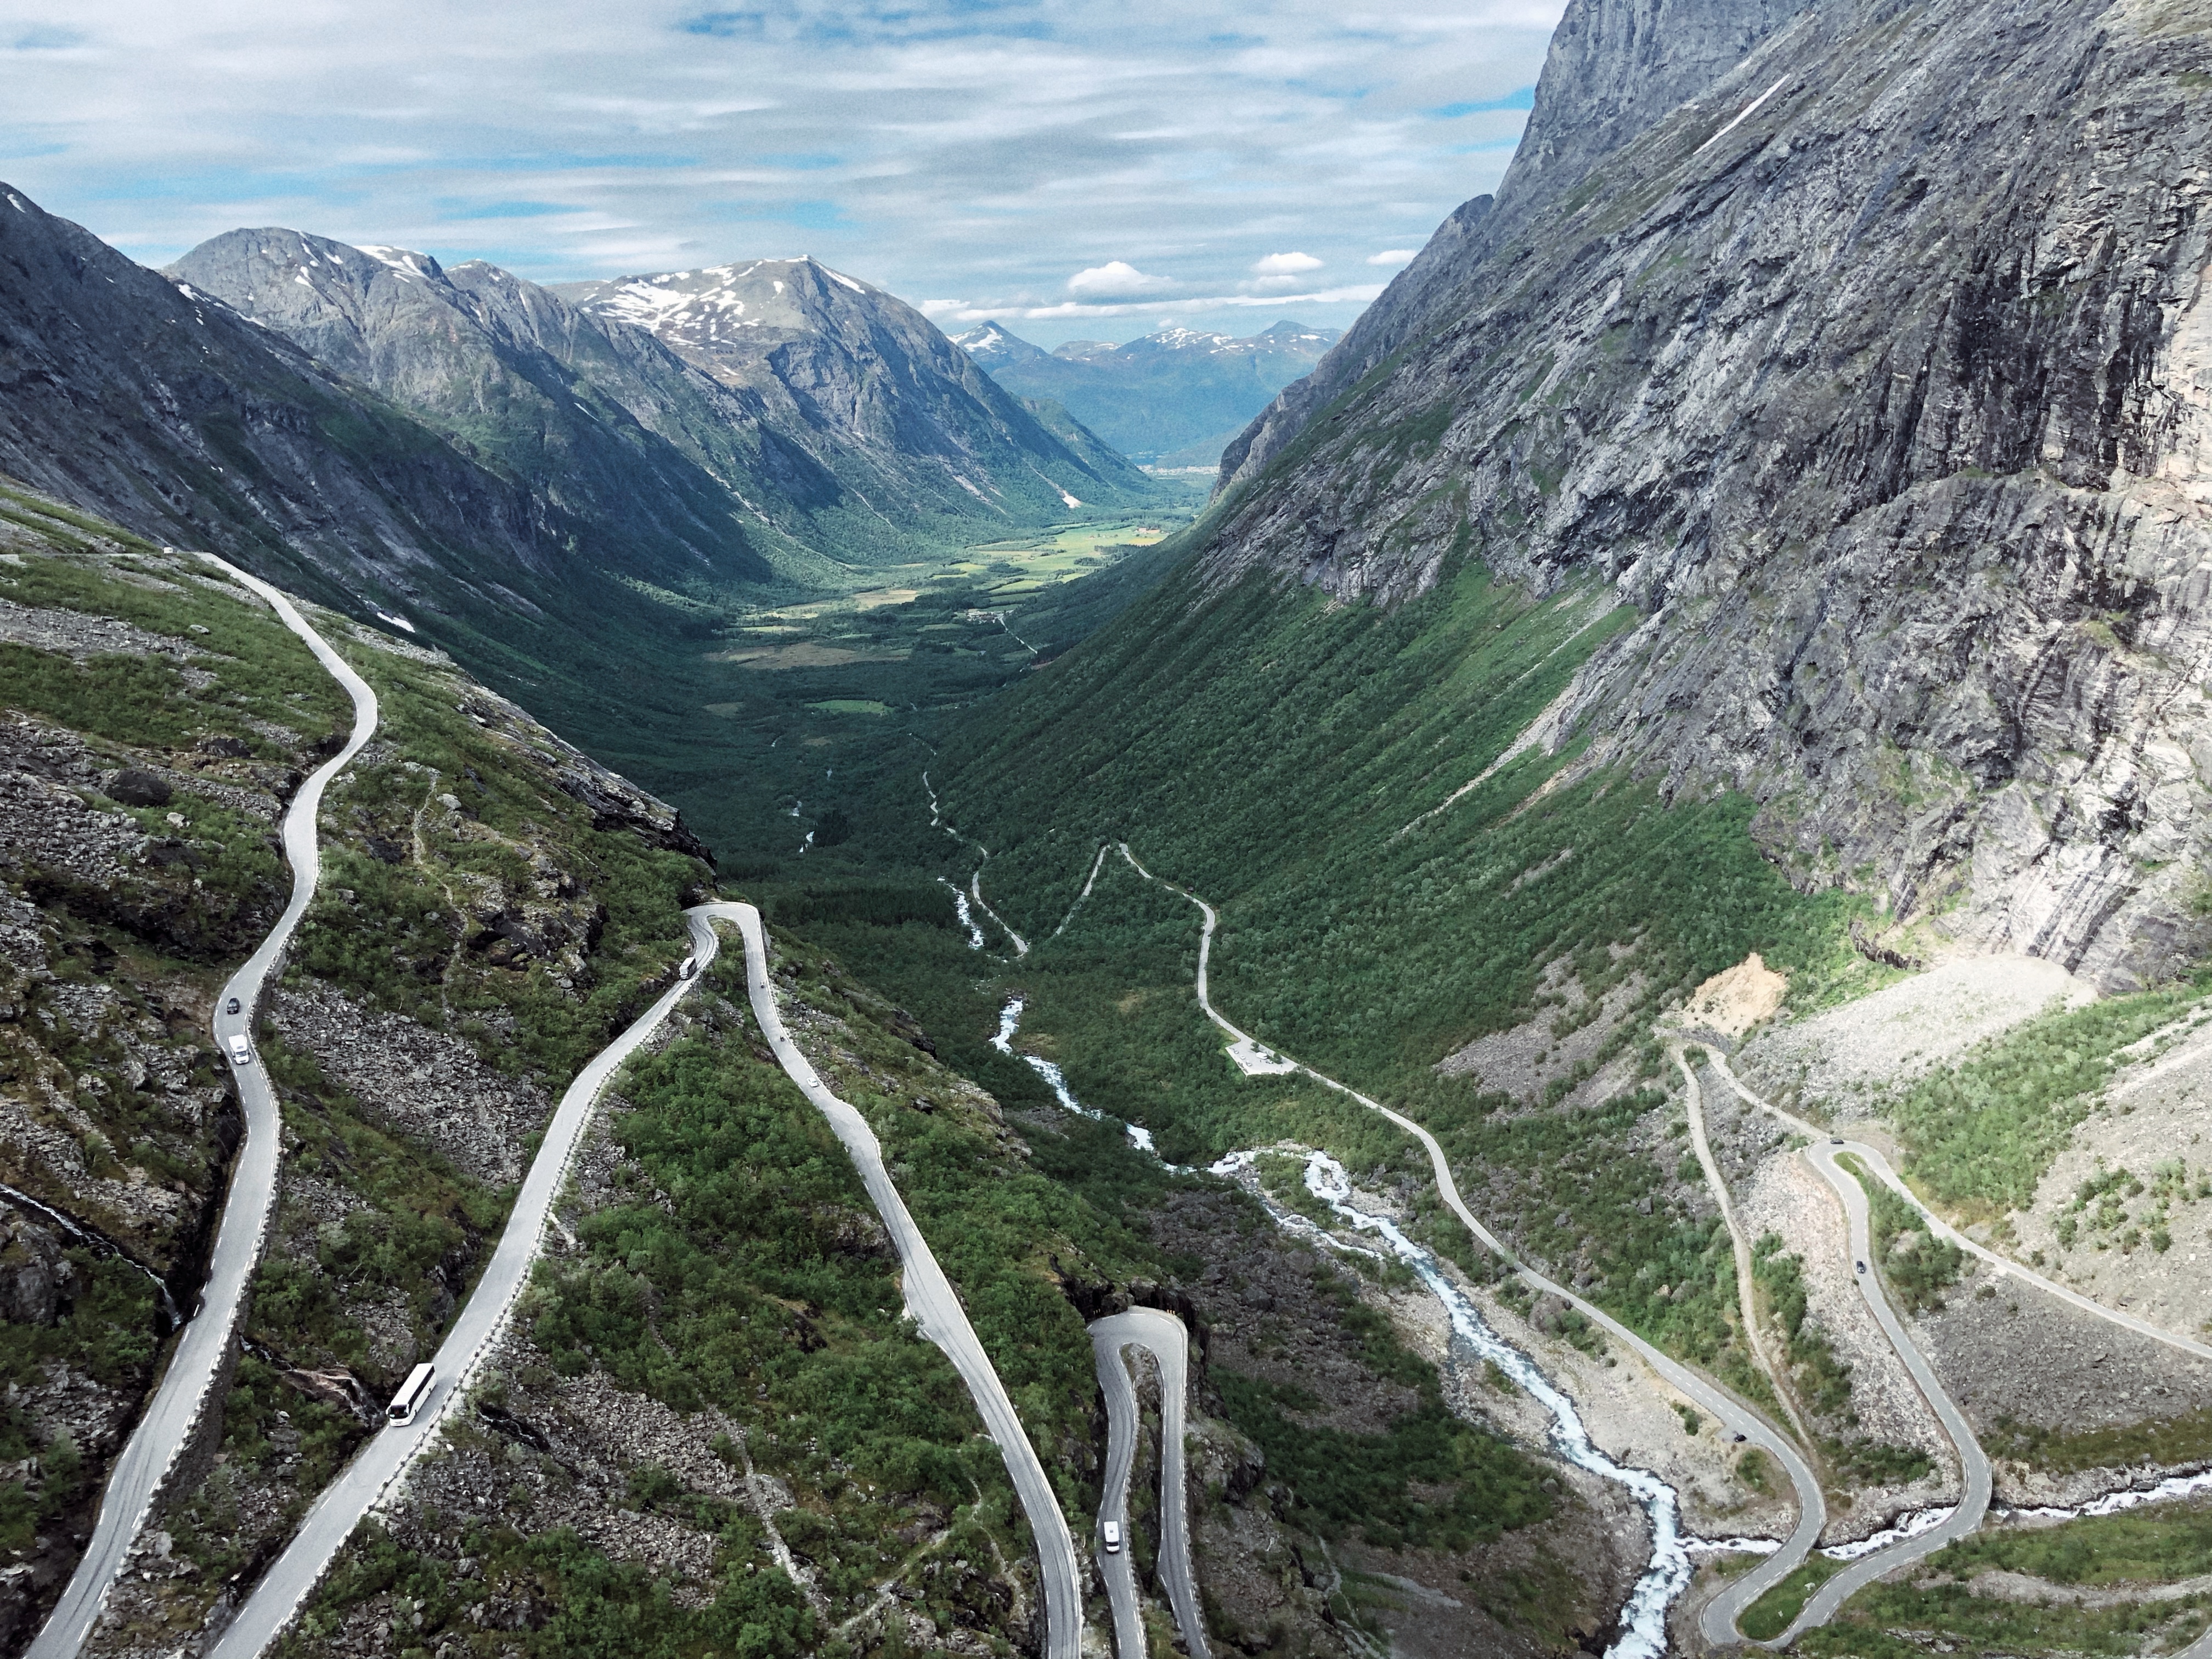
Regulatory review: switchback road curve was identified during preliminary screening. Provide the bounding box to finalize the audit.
[28,555,380,1659]
[726,903,1082,1659]
[1109,848,1826,1649]
[208,906,730,1658]
[1089,1308,1207,1659]
[1776,1145,1992,1643]
[1707,1053,2212,1366]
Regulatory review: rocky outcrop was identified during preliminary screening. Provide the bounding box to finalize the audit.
[1198,0,2212,989]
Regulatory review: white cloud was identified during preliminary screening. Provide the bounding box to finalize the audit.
[1251,250,1322,274]
[1367,248,1419,266]
[938,282,1386,324]
[4,0,1557,345]
[1067,259,1173,296]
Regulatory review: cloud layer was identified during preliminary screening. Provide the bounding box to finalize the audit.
[2,0,1558,344]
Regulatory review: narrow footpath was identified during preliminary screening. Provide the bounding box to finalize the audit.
[27,555,380,1659]
[1672,1048,1813,1448]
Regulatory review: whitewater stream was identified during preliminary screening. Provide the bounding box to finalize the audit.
[1214,1147,1695,1659]
[991,997,1156,1152]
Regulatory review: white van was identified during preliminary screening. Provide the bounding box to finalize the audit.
[1101,1520,1122,1555]
[387,1362,436,1426]
[679,955,698,981]
[225,1034,252,1068]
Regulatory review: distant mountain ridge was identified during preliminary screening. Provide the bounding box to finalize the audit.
[169,234,1157,588]
[552,259,1151,523]
[952,319,1339,468]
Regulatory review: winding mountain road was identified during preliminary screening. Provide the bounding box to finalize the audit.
[27,555,380,1659]
[1673,1049,1811,1448]
[1109,848,1826,1649]
[1089,1308,1207,1659]
[1707,1053,2212,1366]
[208,905,730,1658]
[725,903,1082,1659]
[1776,1146,1991,1642]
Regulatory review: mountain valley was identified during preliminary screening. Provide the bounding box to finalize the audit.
[8,0,2212,1656]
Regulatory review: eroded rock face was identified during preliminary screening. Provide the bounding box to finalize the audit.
[1204,0,2212,988]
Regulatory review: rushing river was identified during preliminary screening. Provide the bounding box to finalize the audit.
[1211,1147,1691,1659]
[991,997,1159,1154]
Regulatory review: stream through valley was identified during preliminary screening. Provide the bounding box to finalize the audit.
[989,997,1694,1656]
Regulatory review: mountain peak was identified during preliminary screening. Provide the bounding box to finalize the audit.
[950,320,1049,366]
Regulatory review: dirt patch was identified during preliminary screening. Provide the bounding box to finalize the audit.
[1736,955,2094,1114]
[1680,953,1787,1040]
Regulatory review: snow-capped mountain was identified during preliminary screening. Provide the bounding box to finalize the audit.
[952,319,1341,467]
[555,260,1151,522]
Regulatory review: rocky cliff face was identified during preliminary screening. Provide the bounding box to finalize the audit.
[554,258,1159,526]
[1218,0,1792,492]
[1198,0,2212,989]
[0,187,560,617]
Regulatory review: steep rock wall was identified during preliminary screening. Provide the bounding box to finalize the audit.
[1198,0,2212,987]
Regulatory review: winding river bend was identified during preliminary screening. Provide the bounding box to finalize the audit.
[1217,1148,1694,1659]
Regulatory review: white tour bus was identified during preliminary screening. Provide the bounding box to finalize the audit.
[225,1034,252,1068]
[1101,1520,1122,1554]
[388,1362,436,1426]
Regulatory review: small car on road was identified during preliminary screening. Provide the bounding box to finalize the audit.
[1855,1260,1867,1274]
[224,996,242,1015]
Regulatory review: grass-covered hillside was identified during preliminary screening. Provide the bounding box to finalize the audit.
[0,480,1598,1659]
[800,549,1883,1391]
[0,481,719,1653]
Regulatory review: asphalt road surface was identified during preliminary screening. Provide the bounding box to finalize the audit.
[725,902,1083,1659]
[1776,1144,1993,1641]
[1089,1309,1207,1659]
[1110,848,1827,1649]
[27,556,380,1659]
[1707,1053,2212,1365]
[207,906,726,1658]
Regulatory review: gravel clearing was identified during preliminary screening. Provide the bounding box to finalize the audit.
[1736,955,2094,1113]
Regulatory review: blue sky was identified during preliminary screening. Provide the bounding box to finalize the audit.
[0,0,1561,346]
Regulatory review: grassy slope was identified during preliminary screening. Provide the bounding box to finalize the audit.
[809,550,1875,1398]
